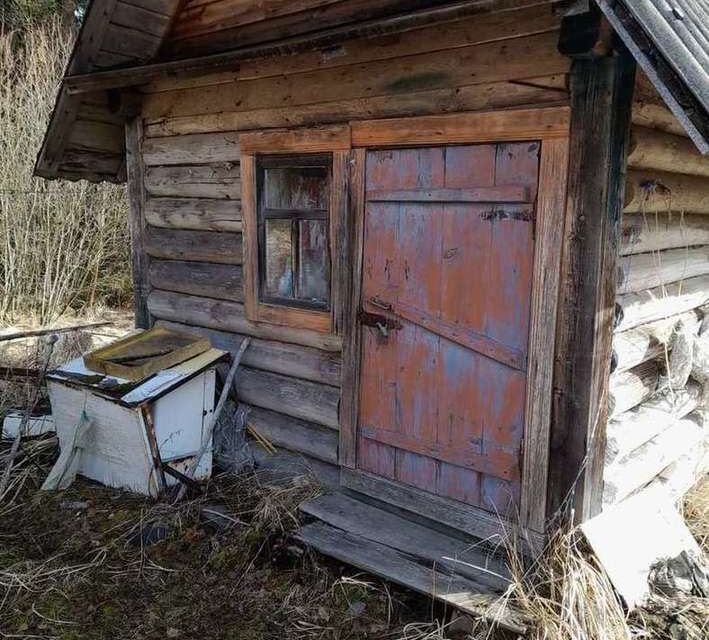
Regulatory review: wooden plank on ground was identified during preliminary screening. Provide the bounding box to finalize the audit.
[341,468,545,555]
[295,521,528,635]
[300,492,510,589]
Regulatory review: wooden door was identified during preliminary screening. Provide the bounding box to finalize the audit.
[356,143,540,516]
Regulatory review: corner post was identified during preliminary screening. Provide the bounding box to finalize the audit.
[124,116,151,329]
[548,28,636,523]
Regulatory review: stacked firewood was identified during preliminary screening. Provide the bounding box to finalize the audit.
[603,119,709,506]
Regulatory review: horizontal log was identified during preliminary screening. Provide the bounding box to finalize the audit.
[245,405,338,464]
[621,212,709,255]
[143,32,568,120]
[156,320,341,385]
[145,197,242,232]
[624,169,709,214]
[627,126,709,178]
[144,227,242,264]
[615,275,709,332]
[608,360,659,418]
[235,367,339,429]
[603,413,704,505]
[605,381,702,465]
[144,163,241,199]
[653,443,709,500]
[611,308,704,372]
[142,132,240,165]
[631,102,688,138]
[149,259,243,301]
[143,79,569,138]
[249,445,339,488]
[147,289,342,351]
[617,246,709,294]
[153,4,562,93]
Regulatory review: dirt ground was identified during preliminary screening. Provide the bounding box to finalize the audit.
[0,458,442,640]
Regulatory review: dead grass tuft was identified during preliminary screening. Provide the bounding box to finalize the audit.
[502,527,632,640]
[683,477,709,553]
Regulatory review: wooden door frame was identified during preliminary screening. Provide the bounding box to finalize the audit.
[339,106,571,535]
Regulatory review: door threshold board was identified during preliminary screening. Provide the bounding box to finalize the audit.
[341,468,546,556]
[295,515,528,634]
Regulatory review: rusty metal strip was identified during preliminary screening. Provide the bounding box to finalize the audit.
[363,298,526,371]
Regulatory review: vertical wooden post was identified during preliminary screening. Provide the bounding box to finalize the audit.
[125,117,151,329]
[547,47,636,523]
[339,148,366,469]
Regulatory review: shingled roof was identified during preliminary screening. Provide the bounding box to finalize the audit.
[597,0,709,154]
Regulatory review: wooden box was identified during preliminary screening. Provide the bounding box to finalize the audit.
[83,326,210,382]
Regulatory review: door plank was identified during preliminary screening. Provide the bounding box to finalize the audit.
[359,429,520,482]
[366,186,530,203]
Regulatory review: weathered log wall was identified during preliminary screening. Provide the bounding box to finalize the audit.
[137,4,569,482]
[604,73,709,506]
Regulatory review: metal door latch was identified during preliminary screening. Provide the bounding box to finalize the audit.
[359,310,402,339]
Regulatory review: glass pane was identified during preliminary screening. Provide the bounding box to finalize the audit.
[264,219,293,298]
[265,167,328,210]
[297,219,329,306]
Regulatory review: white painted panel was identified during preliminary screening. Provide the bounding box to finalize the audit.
[48,381,156,495]
[153,372,207,460]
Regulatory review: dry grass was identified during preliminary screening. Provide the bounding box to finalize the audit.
[683,477,709,553]
[0,17,131,325]
[496,528,631,640]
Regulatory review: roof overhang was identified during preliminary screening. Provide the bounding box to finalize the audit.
[596,0,709,154]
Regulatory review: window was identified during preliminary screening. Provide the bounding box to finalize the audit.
[240,126,350,334]
[257,155,332,311]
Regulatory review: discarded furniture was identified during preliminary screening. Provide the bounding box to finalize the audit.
[46,347,227,496]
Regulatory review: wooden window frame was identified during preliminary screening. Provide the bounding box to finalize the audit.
[340,106,571,536]
[240,126,351,334]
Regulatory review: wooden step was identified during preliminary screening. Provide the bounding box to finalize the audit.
[296,520,527,635]
[300,492,510,591]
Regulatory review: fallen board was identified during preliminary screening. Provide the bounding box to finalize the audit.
[296,520,527,634]
[581,484,703,609]
[300,492,510,590]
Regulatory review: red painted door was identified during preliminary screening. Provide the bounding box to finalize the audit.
[357,143,540,515]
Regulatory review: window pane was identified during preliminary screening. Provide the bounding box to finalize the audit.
[265,167,328,210]
[298,219,329,305]
[264,219,293,299]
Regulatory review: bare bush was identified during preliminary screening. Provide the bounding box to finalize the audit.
[0,17,131,325]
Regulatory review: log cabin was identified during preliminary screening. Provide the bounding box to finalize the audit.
[35,0,709,623]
